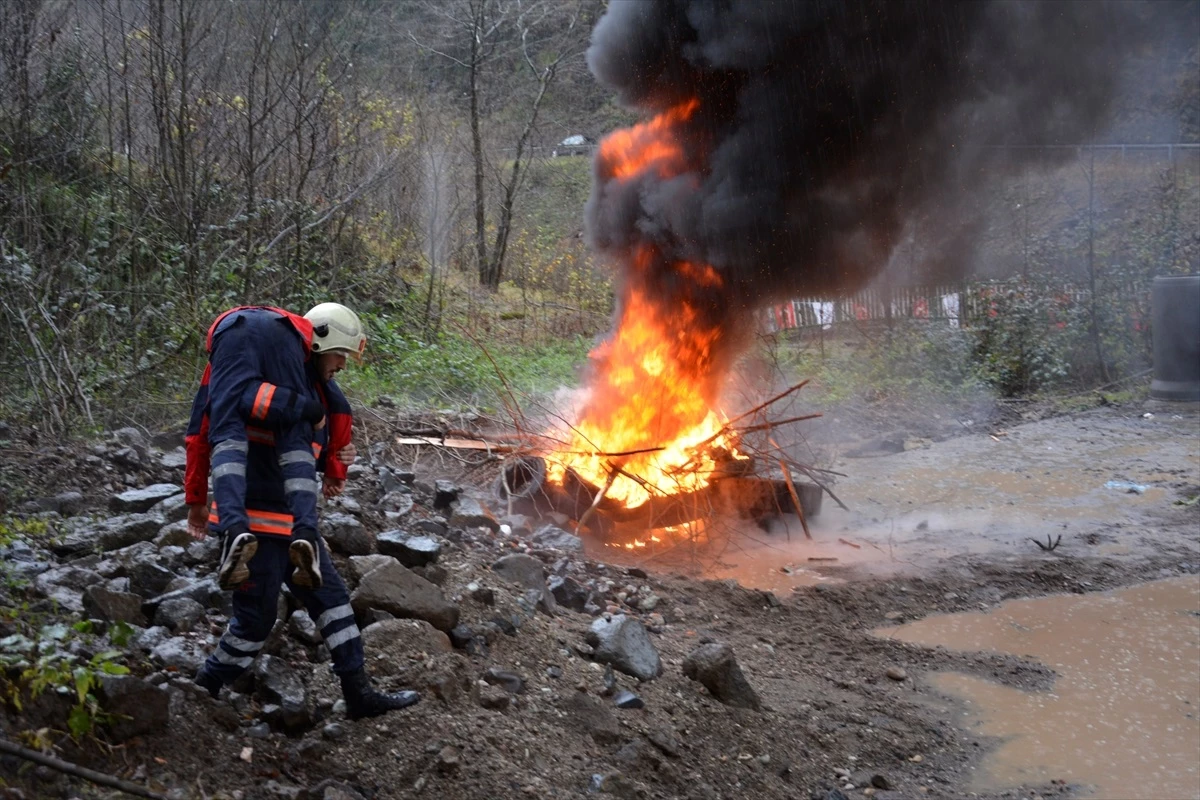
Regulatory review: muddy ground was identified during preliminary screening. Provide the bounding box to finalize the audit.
[0,398,1197,800]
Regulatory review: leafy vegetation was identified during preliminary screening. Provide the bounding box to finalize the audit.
[0,620,134,741]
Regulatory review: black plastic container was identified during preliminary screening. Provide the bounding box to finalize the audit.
[1150,275,1200,401]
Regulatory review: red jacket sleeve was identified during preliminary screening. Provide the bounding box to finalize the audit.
[323,380,353,481]
[184,364,213,506]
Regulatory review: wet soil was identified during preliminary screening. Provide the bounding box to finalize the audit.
[2,400,1198,800]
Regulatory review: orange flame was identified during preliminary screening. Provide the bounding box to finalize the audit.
[597,98,699,181]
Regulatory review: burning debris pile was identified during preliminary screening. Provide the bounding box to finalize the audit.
[501,0,1147,544]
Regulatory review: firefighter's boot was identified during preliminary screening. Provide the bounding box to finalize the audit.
[339,669,420,720]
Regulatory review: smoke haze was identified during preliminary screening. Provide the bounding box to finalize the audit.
[585,0,1181,309]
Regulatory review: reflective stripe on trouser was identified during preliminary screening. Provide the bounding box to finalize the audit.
[202,534,363,682]
[278,435,319,537]
[290,538,363,675]
[209,439,249,534]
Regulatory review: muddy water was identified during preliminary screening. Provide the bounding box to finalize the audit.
[878,577,1200,800]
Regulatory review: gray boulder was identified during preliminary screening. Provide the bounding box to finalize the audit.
[148,493,190,523]
[681,643,761,710]
[159,448,188,470]
[491,554,545,592]
[256,655,312,734]
[34,566,105,613]
[149,637,207,673]
[449,496,499,532]
[123,551,176,596]
[110,484,183,513]
[347,554,395,584]
[548,575,591,612]
[433,480,460,510]
[586,615,662,681]
[377,531,441,567]
[321,512,374,556]
[154,520,194,549]
[154,597,206,632]
[351,561,459,632]
[98,675,170,741]
[379,491,415,517]
[141,578,220,620]
[53,513,165,556]
[532,525,584,552]
[82,585,148,626]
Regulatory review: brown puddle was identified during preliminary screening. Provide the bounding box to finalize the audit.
[878,577,1200,800]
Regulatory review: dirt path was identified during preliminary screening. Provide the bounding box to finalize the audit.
[2,403,1196,800]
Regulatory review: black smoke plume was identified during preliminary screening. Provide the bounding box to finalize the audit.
[585,0,1173,316]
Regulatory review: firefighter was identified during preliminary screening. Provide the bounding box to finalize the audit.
[186,303,420,719]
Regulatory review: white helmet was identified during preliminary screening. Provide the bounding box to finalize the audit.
[304,302,366,359]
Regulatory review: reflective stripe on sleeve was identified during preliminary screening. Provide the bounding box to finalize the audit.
[251,384,277,421]
[284,478,319,495]
[323,626,361,652]
[211,462,246,480]
[316,604,354,631]
[213,440,249,455]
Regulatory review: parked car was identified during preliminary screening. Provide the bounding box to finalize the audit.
[552,134,593,157]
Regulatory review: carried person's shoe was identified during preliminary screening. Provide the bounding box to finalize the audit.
[339,669,420,719]
[288,539,322,589]
[217,532,258,590]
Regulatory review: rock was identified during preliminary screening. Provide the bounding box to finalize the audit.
[321,512,374,556]
[483,667,525,694]
[123,551,177,596]
[638,595,660,612]
[110,484,184,513]
[110,447,142,469]
[112,426,148,450]
[469,584,495,606]
[159,448,188,470]
[255,655,312,734]
[361,618,453,657]
[82,585,147,626]
[531,525,584,552]
[433,480,459,510]
[133,626,171,653]
[141,578,221,621]
[155,521,194,549]
[352,561,459,632]
[376,531,441,567]
[448,625,475,650]
[647,727,681,758]
[871,775,892,790]
[184,536,220,566]
[54,513,165,556]
[347,554,394,584]
[547,575,590,612]
[148,493,190,523]
[34,566,104,612]
[477,684,510,711]
[491,554,546,592]
[98,675,170,741]
[39,491,84,517]
[322,723,346,741]
[564,692,621,744]
[613,690,644,709]
[586,615,662,681]
[379,492,415,517]
[436,744,461,774]
[413,518,447,537]
[681,643,761,710]
[449,496,499,532]
[155,597,206,631]
[885,666,908,682]
[288,611,322,645]
[149,637,208,673]
[420,564,448,586]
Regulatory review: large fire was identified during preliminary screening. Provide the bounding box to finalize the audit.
[547,99,746,511]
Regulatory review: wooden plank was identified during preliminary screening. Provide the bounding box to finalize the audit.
[395,436,520,452]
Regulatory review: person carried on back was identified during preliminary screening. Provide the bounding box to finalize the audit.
[184,303,419,719]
